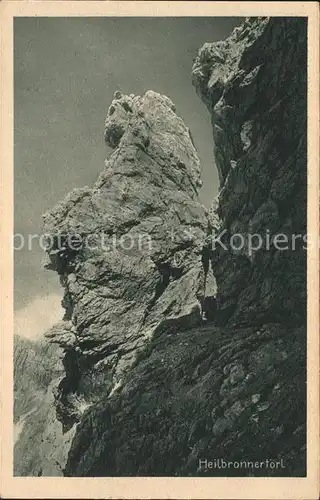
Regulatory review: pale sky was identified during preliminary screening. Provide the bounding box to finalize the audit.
[14,16,243,337]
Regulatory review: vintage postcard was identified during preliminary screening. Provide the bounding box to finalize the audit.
[0,1,319,499]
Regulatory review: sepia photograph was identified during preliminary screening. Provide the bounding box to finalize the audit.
[1,1,319,499]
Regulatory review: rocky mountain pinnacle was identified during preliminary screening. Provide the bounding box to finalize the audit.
[41,89,215,429]
[14,17,307,478]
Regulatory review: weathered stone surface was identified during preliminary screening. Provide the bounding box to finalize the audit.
[64,322,306,477]
[62,17,306,477]
[14,335,62,425]
[45,321,77,348]
[14,335,74,476]
[192,17,307,327]
[42,90,211,426]
[15,17,307,478]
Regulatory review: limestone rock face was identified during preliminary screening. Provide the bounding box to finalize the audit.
[192,17,307,327]
[62,17,307,477]
[16,17,307,478]
[14,335,74,476]
[42,90,211,425]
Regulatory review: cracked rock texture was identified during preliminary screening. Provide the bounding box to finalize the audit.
[192,17,307,327]
[15,17,307,477]
[41,89,212,430]
[65,322,305,477]
[14,336,74,476]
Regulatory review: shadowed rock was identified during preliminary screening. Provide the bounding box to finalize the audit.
[192,16,307,327]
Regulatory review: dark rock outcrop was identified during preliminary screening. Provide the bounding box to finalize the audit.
[192,16,307,328]
[65,322,305,477]
[15,17,307,477]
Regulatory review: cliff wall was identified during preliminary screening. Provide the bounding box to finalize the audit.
[193,17,307,327]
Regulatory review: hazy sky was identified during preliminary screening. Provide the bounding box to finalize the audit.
[14,16,242,336]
